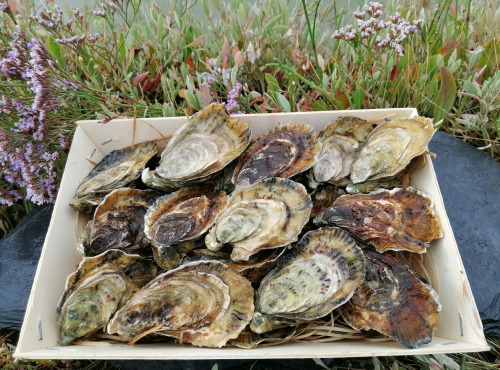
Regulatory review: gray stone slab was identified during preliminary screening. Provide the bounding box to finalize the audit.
[428,131,500,337]
[0,204,53,330]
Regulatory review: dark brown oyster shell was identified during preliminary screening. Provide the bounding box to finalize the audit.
[86,188,159,256]
[231,123,321,186]
[339,249,440,349]
[144,188,228,270]
[314,187,443,253]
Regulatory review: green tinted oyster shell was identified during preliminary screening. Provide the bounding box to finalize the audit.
[251,227,366,333]
[142,103,251,191]
[205,177,312,262]
[70,142,157,212]
[350,116,434,184]
[107,261,254,348]
[57,249,157,345]
[144,188,228,270]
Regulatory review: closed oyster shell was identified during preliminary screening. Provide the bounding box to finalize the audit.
[144,188,228,270]
[57,249,157,345]
[308,117,374,188]
[232,123,321,186]
[142,104,251,191]
[86,188,159,257]
[70,142,157,211]
[314,187,443,254]
[107,261,254,348]
[251,227,366,333]
[339,249,440,349]
[350,117,434,184]
[205,177,312,261]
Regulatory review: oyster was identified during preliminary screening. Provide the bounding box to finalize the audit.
[350,116,434,184]
[310,185,345,218]
[107,261,254,348]
[70,142,157,212]
[308,117,374,188]
[345,171,406,194]
[142,103,251,191]
[339,249,440,349]
[144,188,228,270]
[314,187,443,254]
[231,326,297,349]
[184,247,287,283]
[85,188,159,257]
[251,227,366,333]
[205,177,312,261]
[231,123,321,187]
[57,249,157,345]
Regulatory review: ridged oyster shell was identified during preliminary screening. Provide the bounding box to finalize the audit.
[144,188,228,270]
[70,142,157,212]
[107,261,254,348]
[350,116,434,184]
[142,104,251,191]
[205,177,312,261]
[314,187,443,254]
[308,117,374,188]
[85,188,159,257]
[232,123,321,187]
[339,249,441,349]
[57,250,157,345]
[251,227,366,333]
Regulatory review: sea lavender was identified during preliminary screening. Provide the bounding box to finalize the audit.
[331,2,423,57]
[0,28,79,205]
[201,67,245,114]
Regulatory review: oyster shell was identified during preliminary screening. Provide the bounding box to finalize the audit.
[205,177,312,261]
[144,188,228,270]
[308,117,374,188]
[314,187,443,254]
[70,142,157,212]
[86,188,159,256]
[142,104,251,191]
[184,247,287,283]
[350,116,434,184]
[57,249,157,345]
[251,227,366,333]
[339,249,440,349]
[231,123,321,187]
[310,185,345,218]
[107,261,254,348]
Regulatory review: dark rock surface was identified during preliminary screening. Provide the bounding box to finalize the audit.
[0,204,54,330]
[428,131,500,337]
[0,131,498,368]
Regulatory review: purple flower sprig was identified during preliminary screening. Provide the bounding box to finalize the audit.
[201,67,247,114]
[0,127,60,205]
[331,2,423,57]
[0,27,83,206]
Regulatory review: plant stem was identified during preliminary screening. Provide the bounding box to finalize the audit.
[301,0,320,73]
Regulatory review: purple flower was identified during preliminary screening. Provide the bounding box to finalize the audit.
[0,1,10,12]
